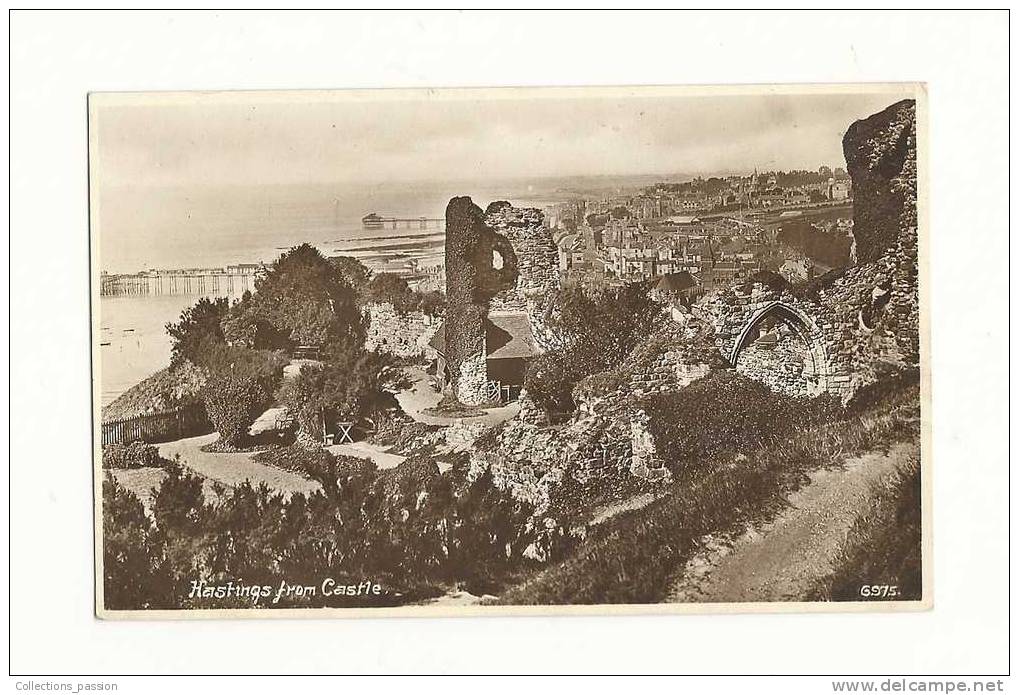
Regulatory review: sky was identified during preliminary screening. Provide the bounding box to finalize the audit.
[91,86,914,272]
[92,87,911,189]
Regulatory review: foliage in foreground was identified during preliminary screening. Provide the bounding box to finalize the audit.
[199,344,288,448]
[642,371,841,480]
[102,458,538,610]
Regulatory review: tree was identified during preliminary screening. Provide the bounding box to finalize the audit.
[524,282,661,413]
[364,273,417,314]
[166,297,229,367]
[330,255,372,295]
[103,474,169,609]
[223,244,365,352]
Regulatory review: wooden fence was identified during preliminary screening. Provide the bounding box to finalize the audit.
[101,404,210,446]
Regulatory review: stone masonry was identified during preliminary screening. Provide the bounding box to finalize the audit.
[443,196,519,405]
[363,302,439,359]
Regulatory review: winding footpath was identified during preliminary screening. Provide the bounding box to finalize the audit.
[668,441,918,603]
[158,433,321,496]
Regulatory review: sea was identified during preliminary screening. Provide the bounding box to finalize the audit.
[98,174,663,407]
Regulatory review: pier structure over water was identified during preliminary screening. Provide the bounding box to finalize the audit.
[100,263,266,298]
[362,212,445,231]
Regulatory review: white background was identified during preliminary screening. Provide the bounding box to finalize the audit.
[6,9,1012,682]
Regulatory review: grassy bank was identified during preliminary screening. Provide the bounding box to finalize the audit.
[808,453,922,601]
[498,382,920,605]
[102,364,204,422]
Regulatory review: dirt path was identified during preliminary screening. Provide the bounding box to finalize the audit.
[159,434,321,496]
[327,440,406,470]
[668,441,918,603]
[395,367,520,427]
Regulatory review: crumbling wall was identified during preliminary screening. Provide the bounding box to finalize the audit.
[485,202,560,313]
[843,99,918,265]
[443,196,518,404]
[363,302,438,358]
[471,316,721,510]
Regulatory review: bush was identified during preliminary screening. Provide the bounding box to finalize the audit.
[102,441,169,469]
[642,371,841,479]
[276,347,407,443]
[252,445,374,496]
[846,367,921,415]
[524,282,661,413]
[221,244,365,352]
[201,345,287,448]
[166,297,229,367]
[524,353,589,414]
[102,452,538,610]
[364,273,417,314]
[389,421,443,455]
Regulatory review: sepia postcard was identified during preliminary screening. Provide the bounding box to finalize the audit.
[90,83,930,619]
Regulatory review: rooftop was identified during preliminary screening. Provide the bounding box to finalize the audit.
[428,313,537,360]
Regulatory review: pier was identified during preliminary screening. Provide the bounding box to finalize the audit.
[100,264,266,298]
[362,212,445,231]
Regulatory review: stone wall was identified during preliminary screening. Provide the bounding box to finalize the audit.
[441,198,564,404]
[363,302,438,358]
[843,99,917,265]
[485,202,560,313]
[443,197,519,405]
[470,315,721,511]
[734,329,815,397]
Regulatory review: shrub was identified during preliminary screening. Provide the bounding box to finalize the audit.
[416,290,445,318]
[642,371,842,479]
[201,345,287,448]
[252,445,374,496]
[102,441,169,469]
[389,421,443,455]
[276,347,407,443]
[846,367,921,415]
[524,282,661,413]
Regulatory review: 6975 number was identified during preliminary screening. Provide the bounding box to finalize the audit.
[859,584,900,599]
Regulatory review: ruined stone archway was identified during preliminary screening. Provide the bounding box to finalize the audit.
[728,301,831,397]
